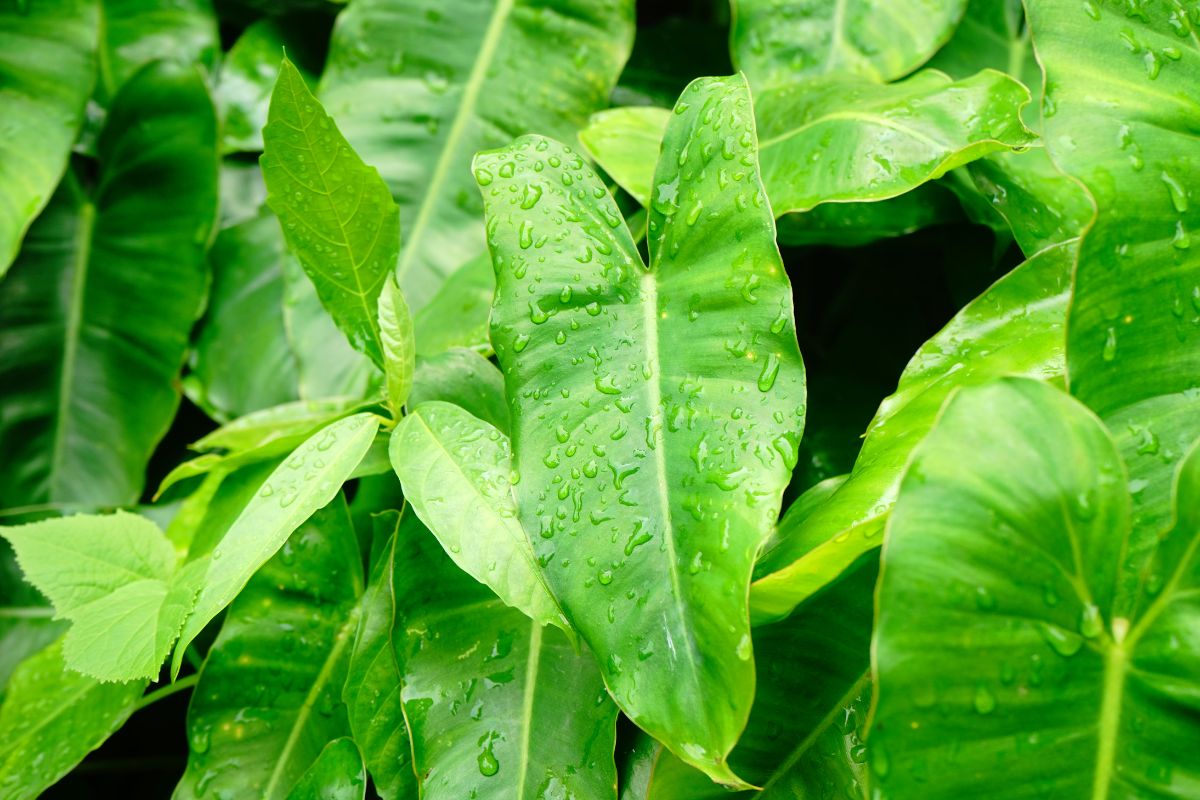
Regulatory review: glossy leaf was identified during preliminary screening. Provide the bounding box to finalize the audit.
[0,0,98,277]
[97,0,218,100]
[171,412,380,677]
[286,738,366,800]
[394,512,619,799]
[0,61,218,510]
[391,402,569,632]
[477,75,805,783]
[409,348,510,433]
[578,106,671,205]
[730,0,968,87]
[378,274,415,415]
[262,58,399,368]
[318,0,635,310]
[176,499,363,800]
[0,639,144,800]
[872,377,1200,797]
[342,512,416,800]
[751,241,1072,622]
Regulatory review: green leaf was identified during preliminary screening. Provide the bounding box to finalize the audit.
[578,106,671,205]
[391,402,570,633]
[394,512,619,799]
[262,57,400,368]
[0,546,64,697]
[872,377,1200,797]
[286,738,366,800]
[1028,0,1200,539]
[97,0,218,100]
[318,0,635,310]
[184,211,301,422]
[378,274,415,415]
[413,252,495,356]
[342,512,416,800]
[171,412,380,678]
[477,75,805,784]
[750,240,1073,622]
[0,639,145,800]
[0,61,218,510]
[410,348,510,434]
[0,0,98,277]
[730,0,968,87]
[176,499,363,800]
[773,184,965,247]
[0,511,203,681]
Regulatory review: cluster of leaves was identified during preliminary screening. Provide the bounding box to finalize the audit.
[0,0,1197,798]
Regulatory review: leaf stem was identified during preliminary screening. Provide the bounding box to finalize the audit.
[135,674,199,711]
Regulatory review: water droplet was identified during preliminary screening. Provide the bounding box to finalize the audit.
[477,734,499,777]
[1079,604,1103,638]
[1102,326,1118,362]
[973,684,996,715]
[757,353,780,391]
[1162,171,1189,213]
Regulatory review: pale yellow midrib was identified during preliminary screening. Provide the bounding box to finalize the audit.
[514,622,543,800]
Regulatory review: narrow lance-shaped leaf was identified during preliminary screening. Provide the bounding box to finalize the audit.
[176,499,363,800]
[262,58,400,368]
[318,0,636,310]
[477,74,805,784]
[730,0,968,87]
[0,0,98,277]
[750,240,1073,622]
[393,512,619,799]
[0,61,218,509]
[390,402,570,632]
[378,273,415,415]
[871,377,1200,797]
[171,412,380,678]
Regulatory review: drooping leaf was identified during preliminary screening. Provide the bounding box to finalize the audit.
[0,639,145,800]
[378,274,415,415]
[176,499,363,800]
[413,252,495,356]
[872,377,1200,797]
[0,511,205,681]
[0,0,98,277]
[318,0,636,311]
[409,348,510,433]
[342,512,416,800]
[0,61,218,510]
[171,412,380,677]
[286,738,366,800]
[97,0,218,100]
[262,57,400,368]
[391,402,570,632]
[184,211,301,422]
[394,512,619,799]
[1029,0,1200,539]
[730,0,968,87]
[751,240,1072,622]
[476,75,805,784]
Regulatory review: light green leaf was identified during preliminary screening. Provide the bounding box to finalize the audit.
[378,273,415,415]
[0,0,98,277]
[342,512,416,800]
[751,240,1073,622]
[171,412,380,678]
[477,75,805,784]
[394,512,618,799]
[176,499,363,800]
[410,348,510,434]
[730,0,968,87]
[413,252,495,356]
[0,61,218,510]
[98,0,218,100]
[318,0,635,311]
[262,58,400,368]
[286,738,366,800]
[390,402,570,633]
[872,377,1200,797]
[578,106,671,205]
[1029,0,1200,540]
[0,639,145,800]
[0,511,203,681]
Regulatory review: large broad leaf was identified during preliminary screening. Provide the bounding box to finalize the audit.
[176,498,363,800]
[0,0,98,277]
[391,402,569,632]
[393,512,619,799]
[262,58,399,368]
[476,75,806,784]
[729,0,968,87]
[171,412,380,677]
[184,211,301,422]
[97,0,218,100]
[1028,0,1200,539]
[871,377,1200,797]
[0,639,145,800]
[317,0,635,311]
[750,240,1072,622]
[0,61,218,511]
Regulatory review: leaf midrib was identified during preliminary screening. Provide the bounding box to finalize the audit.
[514,621,542,800]
[394,0,515,289]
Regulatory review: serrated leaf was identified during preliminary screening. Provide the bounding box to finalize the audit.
[378,273,415,415]
[262,58,400,368]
